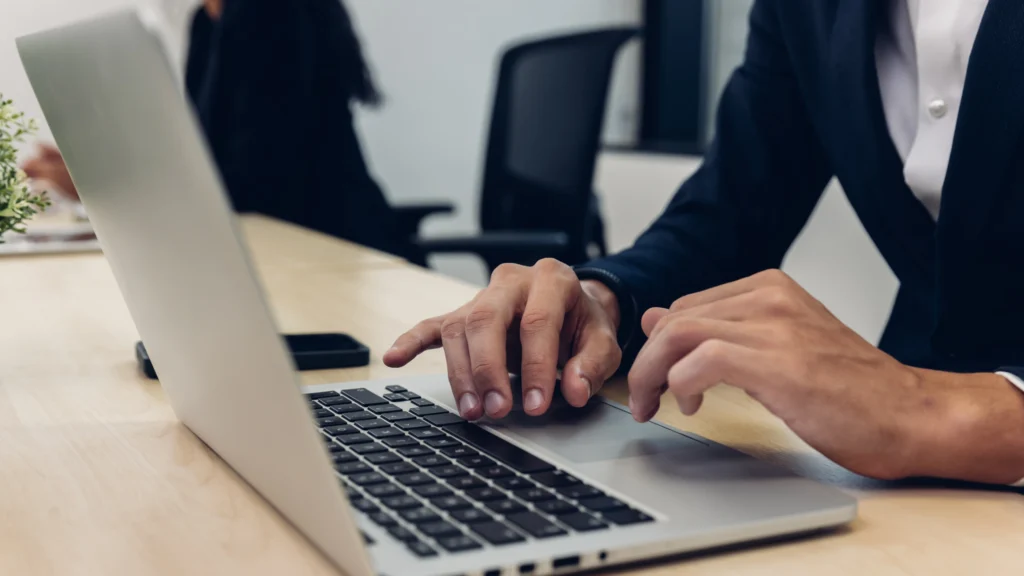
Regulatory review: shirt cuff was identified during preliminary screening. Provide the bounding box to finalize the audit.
[995,371,1024,487]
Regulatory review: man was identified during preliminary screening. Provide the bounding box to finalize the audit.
[385,0,1024,486]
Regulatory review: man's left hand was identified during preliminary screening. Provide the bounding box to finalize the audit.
[628,269,1024,483]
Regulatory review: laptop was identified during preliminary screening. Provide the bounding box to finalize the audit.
[18,9,856,576]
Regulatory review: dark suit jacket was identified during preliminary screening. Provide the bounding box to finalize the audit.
[184,0,407,257]
[581,0,1024,379]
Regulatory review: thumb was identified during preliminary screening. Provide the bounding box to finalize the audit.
[641,307,670,337]
[561,323,622,408]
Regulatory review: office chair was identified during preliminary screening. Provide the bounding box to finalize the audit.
[393,28,640,272]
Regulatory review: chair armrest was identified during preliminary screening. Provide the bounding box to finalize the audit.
[392,202,455,237]
[415,231,570,271]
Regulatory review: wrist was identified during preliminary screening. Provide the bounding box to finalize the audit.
[581,280,620,332]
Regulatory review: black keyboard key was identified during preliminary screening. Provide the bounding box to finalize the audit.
[604,508,655,525]
[400,508,441,524]
[515,488,555,502]
[312,409,333,419]
[558,485,603,500]
[443,423,555,473]
[446,476,486,490]
[343,411,377,422]
[365,483,404,498]
[443,446,479,459]
[470,521,525,545]
[368,427,404,440]
[316,417,347,429]
[383,393,407,402]
[465,487,506,502]
[401,392,422,401]
[409,428,447,439]
[383,437,418,448]
[337,434,373,446]
[306,391,340,399]
[323,425,360,437]
[457,455,495,469]
[382,411,417,423]
[494,476,536,491]
[379,462,418,476]
[351,498,379,513]
[331,452,358,465]
[351,443,388,455]
[412,484,452,498]
[450,507,493,524]
[533,471,581,488]
[330,404,364,415]
[411,399,434,407]
[370,404,401,414]
[410,406,448,417]
[396,446,433,458]
[351,473,388,486]
[424,413,464,427]
[341,388,389,406]
[396,419,431,431]
[386,385,408,393]
[436,535,482,552]
[412,455,450,468]
[319,396,352,407]
[478,466,515,479]
[381,495,421,510]
[419,520,461,538]
[431,495,472,511]
[578,496,627,512]
[485,499,526,514]
[387,526,419,542]
[325,442,346,453]
[506,512,567,538]
[356,419,390,430]
[406,540,438,557]
[560,512,609,532]
[430,465,468,479]
[535,499,578,516]
[335,462,372,475]
[364,452,401,465]
[424,437,461,449]
[369,512,398,527]
[395,473,434,486]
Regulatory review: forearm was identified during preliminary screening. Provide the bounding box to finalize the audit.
[903,369,1024,484]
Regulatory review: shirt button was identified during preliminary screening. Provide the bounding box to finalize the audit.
[928,98,948,119]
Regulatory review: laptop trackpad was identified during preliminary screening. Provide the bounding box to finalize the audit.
[489,400,708,464]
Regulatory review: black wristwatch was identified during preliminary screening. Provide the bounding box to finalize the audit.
[573,266,638,354]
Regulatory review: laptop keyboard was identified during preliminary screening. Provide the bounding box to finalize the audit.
[306,386,654,558]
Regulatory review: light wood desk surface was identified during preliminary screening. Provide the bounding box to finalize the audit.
[1,215,1022,575]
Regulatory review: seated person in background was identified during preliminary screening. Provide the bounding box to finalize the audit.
[385,0,1024,487]
[25,0,407,257]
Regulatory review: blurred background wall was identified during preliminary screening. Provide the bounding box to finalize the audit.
[0,0,897,343]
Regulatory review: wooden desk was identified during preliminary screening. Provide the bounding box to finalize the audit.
[1,215,1022,575]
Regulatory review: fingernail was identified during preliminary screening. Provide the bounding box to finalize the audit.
[580,374,593,398]
[524,389,544,412]
[458,393,479,418]
[484,392,506,416]
[628,395,636,413]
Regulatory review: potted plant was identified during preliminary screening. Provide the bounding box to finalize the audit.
[0,94,49,242]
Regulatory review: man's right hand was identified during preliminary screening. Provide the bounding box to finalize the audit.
[383,259,623,420]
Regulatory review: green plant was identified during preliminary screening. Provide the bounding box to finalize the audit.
[0,94,50,242]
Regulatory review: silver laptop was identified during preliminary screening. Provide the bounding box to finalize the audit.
[19,9,856,576]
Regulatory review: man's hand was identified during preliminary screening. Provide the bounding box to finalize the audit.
[21,145,78,200]
[628,269,1024,483]
[384,259,623,420]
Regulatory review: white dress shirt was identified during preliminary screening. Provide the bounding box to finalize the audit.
[875,0,1024,485]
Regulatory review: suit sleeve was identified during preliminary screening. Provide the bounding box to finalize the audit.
[580,0,834,366]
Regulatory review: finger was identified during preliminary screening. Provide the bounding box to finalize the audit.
[440,316,483,420]
[466,286,525,418]
[40,144,63,160]
[669,269,790,312]
[647,289,778,341]
[667,339,766,415]
[562,320,622,408]
[641,307,670,337]
[518,273,578,415]
[383,316,444,367]
[628,317,754,421]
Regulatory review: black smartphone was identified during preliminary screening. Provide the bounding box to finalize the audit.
[136,333,370,380]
